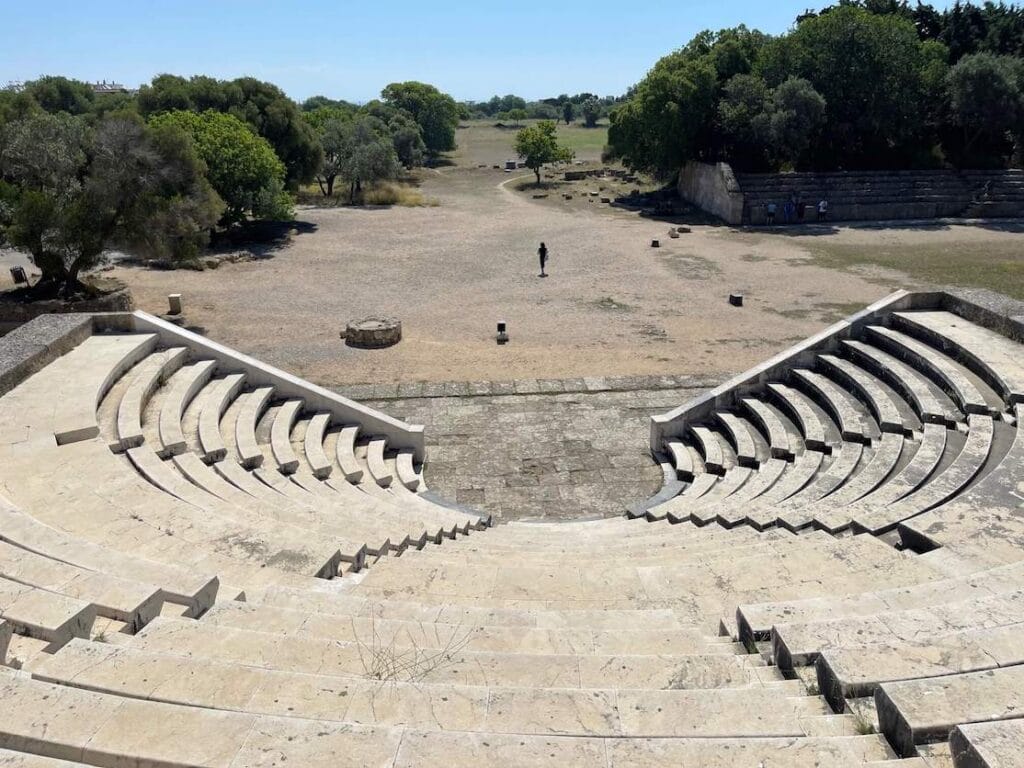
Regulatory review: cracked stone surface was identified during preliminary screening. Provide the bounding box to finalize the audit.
[354,377,718,522]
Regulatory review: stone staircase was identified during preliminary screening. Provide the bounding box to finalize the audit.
[0,295,1022,765]
[736,169,1024,224]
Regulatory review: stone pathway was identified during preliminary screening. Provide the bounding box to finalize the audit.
[346,374,720,522]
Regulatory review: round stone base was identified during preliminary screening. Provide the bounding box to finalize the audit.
[343,317,402,348]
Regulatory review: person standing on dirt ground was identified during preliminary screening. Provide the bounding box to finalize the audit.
[538,242,549,277]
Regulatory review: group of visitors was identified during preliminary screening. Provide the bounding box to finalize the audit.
[764,195,827,225]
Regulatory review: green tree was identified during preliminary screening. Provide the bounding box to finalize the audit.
[338,117,401,202]
[514,120,574,184]
[946,52,1024,161]
[508,108,528,126]
[149,110,287,223]
[388,114,426,168]
[717,74,772,169]
[562,101,575,124]
[23,76,95,115]
[138,75,321,187]
[755,7,935,167]
[769,77,827,168]
[381,81,459,154]
[0,113,222,295]
[581,97,601,127]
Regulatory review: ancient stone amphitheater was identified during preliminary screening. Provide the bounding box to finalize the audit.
[0,289,1022,767]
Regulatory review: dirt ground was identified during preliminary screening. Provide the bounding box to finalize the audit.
[4,123,1022,387]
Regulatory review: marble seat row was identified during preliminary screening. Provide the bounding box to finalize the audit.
[644,310,1018,540]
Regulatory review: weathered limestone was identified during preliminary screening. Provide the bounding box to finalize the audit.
[303,413,334,479]
[156,359,216,457]
[235,386,273,468]
[768,383,832,451]
[894,310,1024,402]
[113,347,187,450]
[270,399,304,474]
[197,372,246,462]
[0,576,95,648]
[950,719,1024,768]
[742,398,794,459]
[793,368,873,442]
[876,665,1024,758]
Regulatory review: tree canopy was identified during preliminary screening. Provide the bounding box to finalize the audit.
[137,75,321,187]
[149,110,288,224]
[608,2,1024,175]
[381,81,459,155]
[514,120,574,183]
[0,113,222,295]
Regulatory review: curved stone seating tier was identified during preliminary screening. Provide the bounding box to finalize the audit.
[0,295,1023,765]
[735,168,1024,224]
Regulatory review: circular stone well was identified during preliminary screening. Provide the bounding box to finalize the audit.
[343,317,402,348]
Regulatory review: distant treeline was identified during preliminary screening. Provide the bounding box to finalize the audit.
[606,0,1024,175]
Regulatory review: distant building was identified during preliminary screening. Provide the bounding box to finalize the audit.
[90,80,133,95]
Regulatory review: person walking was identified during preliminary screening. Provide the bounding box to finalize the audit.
[538,242,549,277]
[765,201,776,225]
[817,198,828,221]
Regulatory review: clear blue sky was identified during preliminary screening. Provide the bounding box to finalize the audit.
[8,1,839,102]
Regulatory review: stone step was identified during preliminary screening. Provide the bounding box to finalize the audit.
[234,386,274,469]
[112,347,188,451]
[716,411,761,467]
[27,637,830,737]
[876,664,1024,758]
[738,558,1024,642]
[270,398,304,474]
[156,359,216,458]
[768,382,836,451]
[772,585,1024,673]
[818,354,916,434]
[130,615,775,689]
[196,372,246,462]
[688,424,727,474]
[0,538,162,631]
[852,416,994,534]
[742,397,796,459]
[302,412,334,479]
[0,496,218,618]
[820,432,905,507]
[816,621,1024,711]
[950,719,1024,768]
[865,325,998,415]
[893,310,1024,404]
[898,404,1024,562]
[793,368,875,442]
[841,339,962,425]
[0,575,95,648]
[200,599,741,656]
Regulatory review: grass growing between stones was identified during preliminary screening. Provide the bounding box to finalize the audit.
[352,615,476,683]
[805,240,1024,300]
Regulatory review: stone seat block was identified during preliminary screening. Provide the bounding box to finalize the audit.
[270,398,304,474]
[366,436,392,487]
[950,719,1024,768]
[113,347,188,451]
[235,386,273,469]
[303,413,334,479]
[0,575,95,648]
[876,664,1024,758]
[156,359,216,458]
[894,310,1024,404]
[196,372,245,462]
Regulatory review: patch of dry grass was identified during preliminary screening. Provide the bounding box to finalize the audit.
[805,238,1024,300]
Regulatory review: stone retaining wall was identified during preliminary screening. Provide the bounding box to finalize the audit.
[677,162,745,224]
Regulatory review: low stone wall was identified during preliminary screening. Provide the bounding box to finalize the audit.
[677,162,745,224]
[0,288,134,336]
